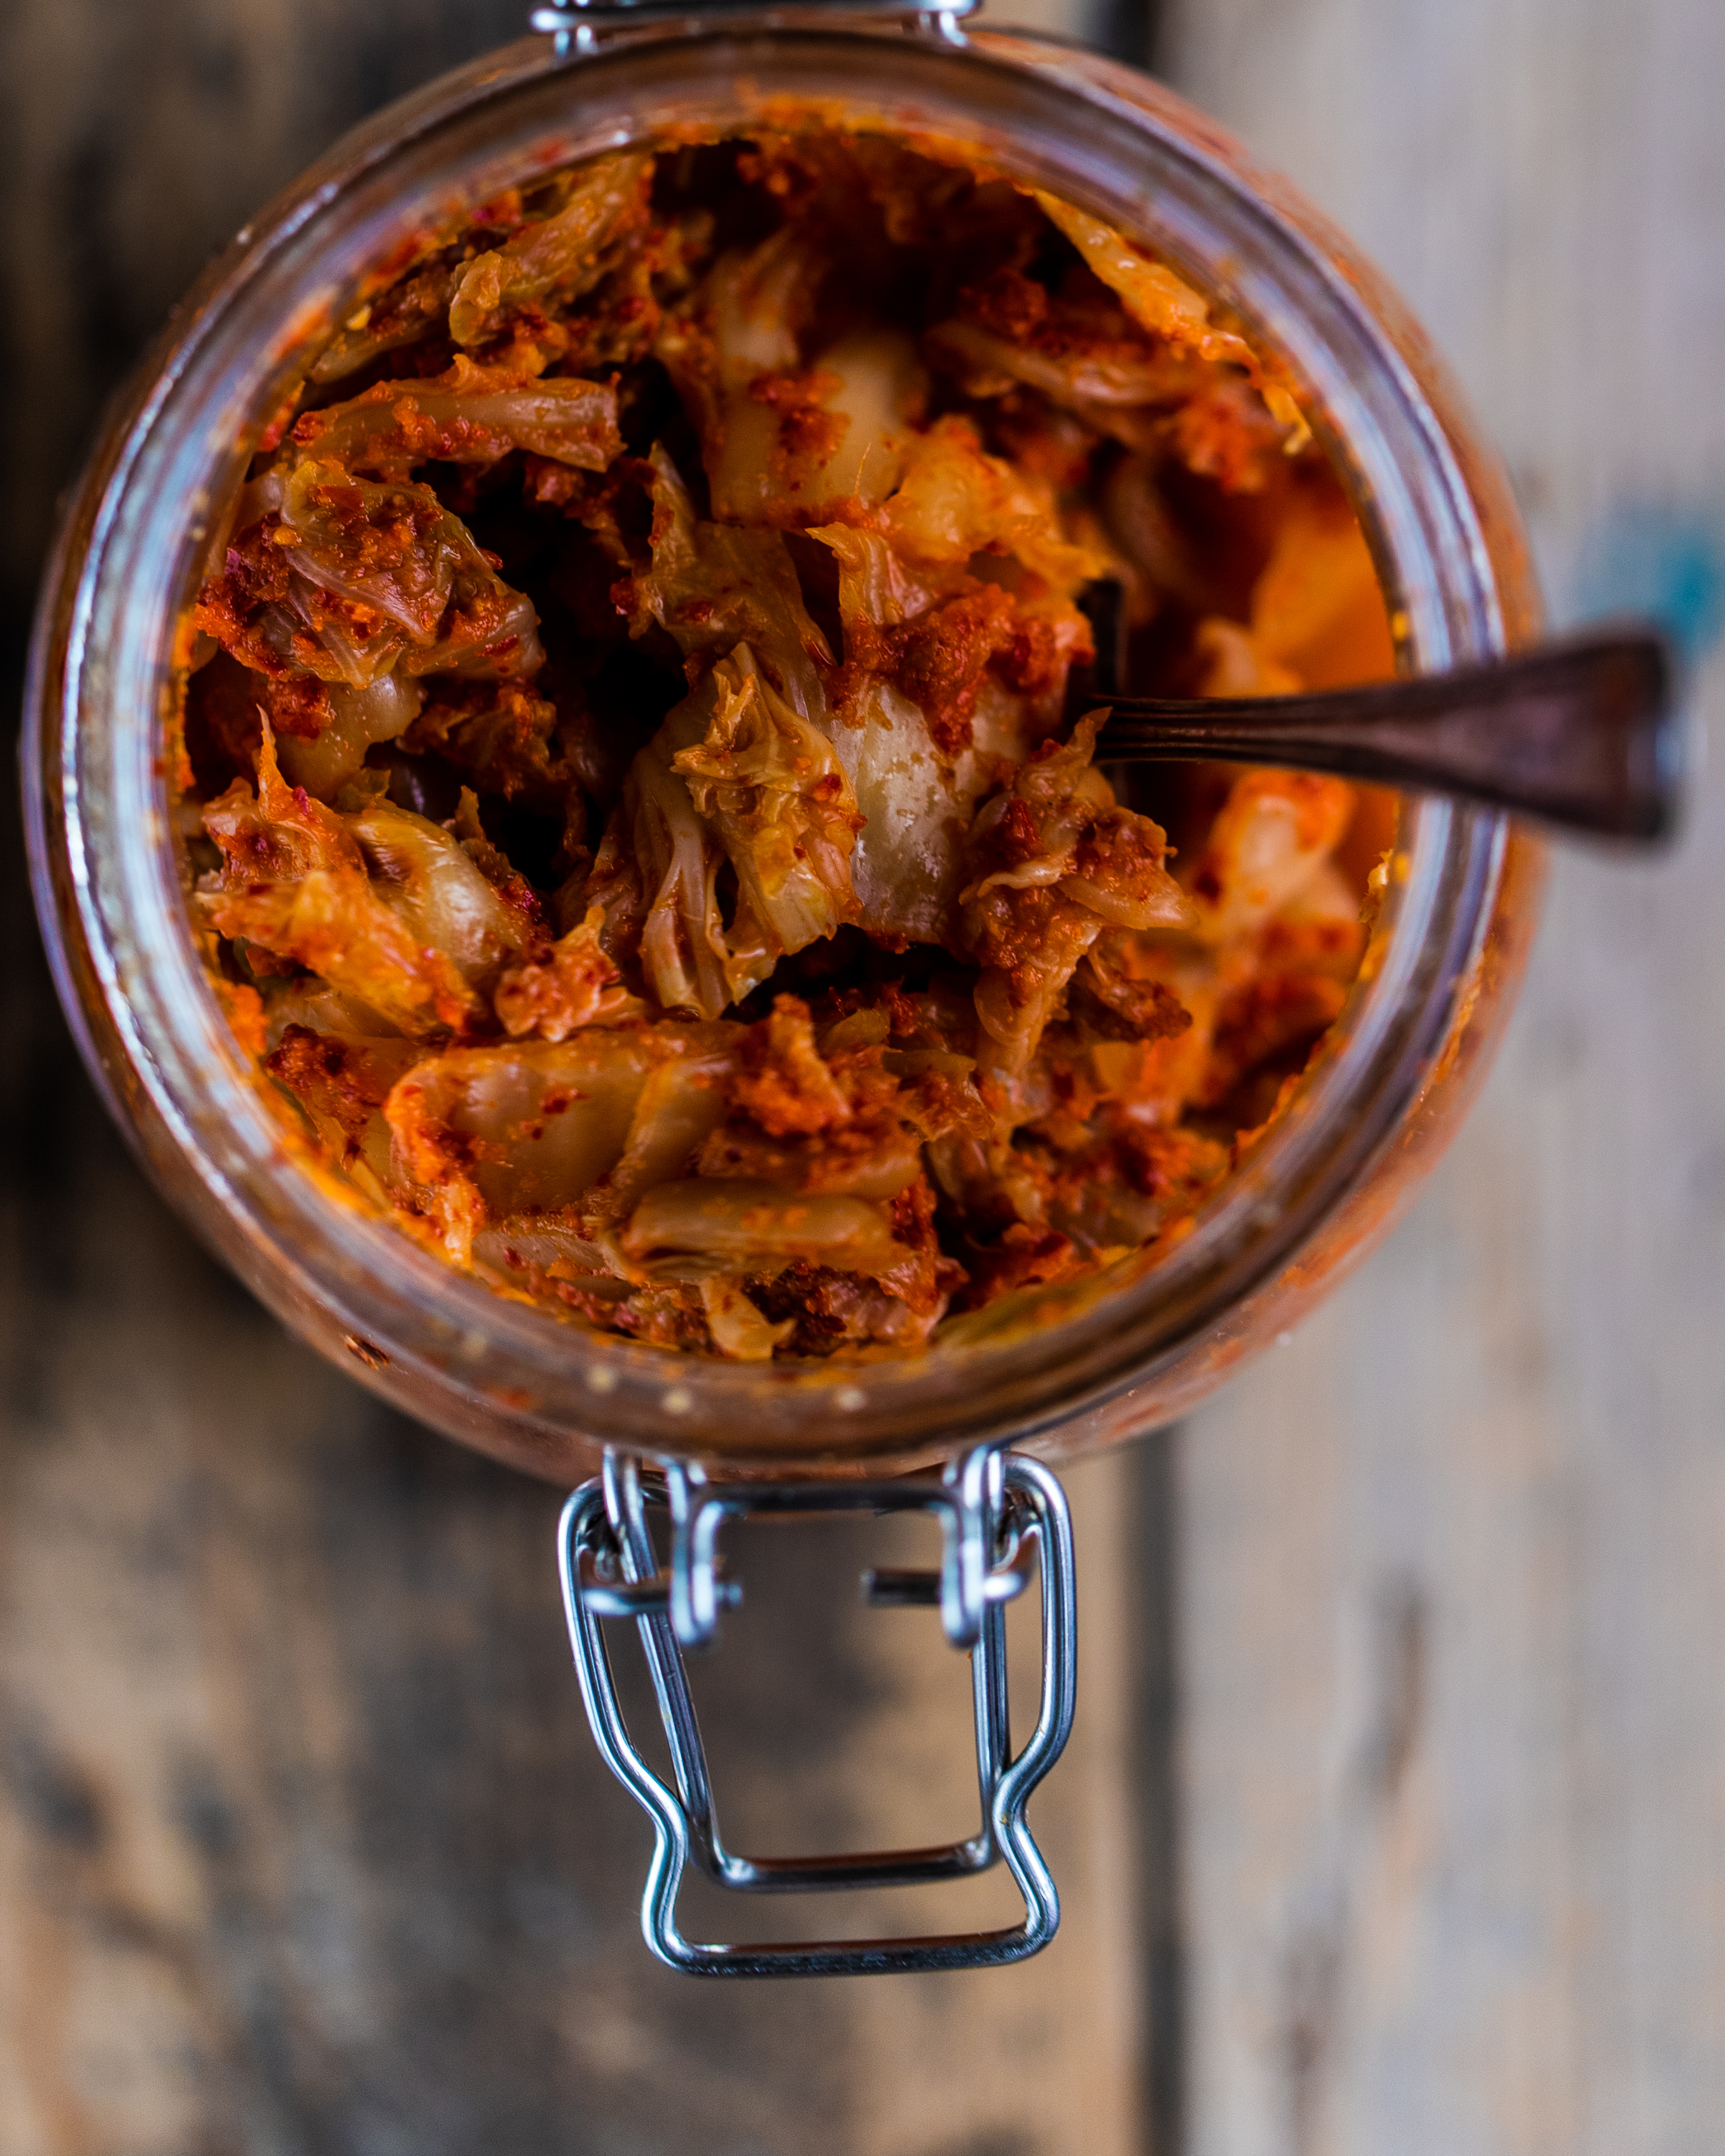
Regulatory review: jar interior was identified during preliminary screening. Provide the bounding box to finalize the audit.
[41,25,1513,1472]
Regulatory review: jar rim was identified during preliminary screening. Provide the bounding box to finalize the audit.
[26,17,1527,1474]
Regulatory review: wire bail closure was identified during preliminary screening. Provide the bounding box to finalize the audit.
[557,1444,1076,1975]
[528,0,977,57]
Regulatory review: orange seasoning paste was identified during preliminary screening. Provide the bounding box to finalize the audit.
[176,124,1396,1362]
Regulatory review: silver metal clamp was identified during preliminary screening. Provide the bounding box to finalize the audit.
[557,1444,1077,1975]
[529,0,977,57]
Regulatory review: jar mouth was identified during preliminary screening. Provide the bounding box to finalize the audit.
[31,20,1515,1472]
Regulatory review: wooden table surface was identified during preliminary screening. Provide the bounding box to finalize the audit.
[2,1,1719,2151]
[1161,1,1725,2150]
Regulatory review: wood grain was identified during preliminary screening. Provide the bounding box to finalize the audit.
[0,1177,1147,2152]
[1160,1,1725,2149]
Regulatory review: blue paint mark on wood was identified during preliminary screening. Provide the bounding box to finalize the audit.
[1570,502,1725,661]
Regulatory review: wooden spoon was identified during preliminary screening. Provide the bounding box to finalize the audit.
[1086,623,1681,843]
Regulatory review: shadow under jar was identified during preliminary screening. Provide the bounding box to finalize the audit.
[24,3,1544,1973]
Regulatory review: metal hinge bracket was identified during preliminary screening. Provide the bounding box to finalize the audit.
[557,1443,1076,1975]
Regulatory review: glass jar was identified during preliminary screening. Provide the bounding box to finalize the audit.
[23,7,1543,1488]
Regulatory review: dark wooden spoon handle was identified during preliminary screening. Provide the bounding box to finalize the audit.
[1097,628,1681,842]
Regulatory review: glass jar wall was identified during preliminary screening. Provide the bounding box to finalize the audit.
[24,15,1542,1482]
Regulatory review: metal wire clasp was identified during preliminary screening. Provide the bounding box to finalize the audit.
[529,0,978,59]
[557,1444,1076,1976]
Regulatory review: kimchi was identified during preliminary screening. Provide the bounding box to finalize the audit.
[177,123,1396,1361]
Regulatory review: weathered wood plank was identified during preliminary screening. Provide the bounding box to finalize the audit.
[0,1162,1145,2152]
[1160,1,1725,2148]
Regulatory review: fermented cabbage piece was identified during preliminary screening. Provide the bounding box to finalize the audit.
[291,359,623,481]
[447,151,655,347]
[622,1181,905,1281]
[177,122,1395,1358]
[276,673,426,798]
[494,905,644,1040]
[384,1023,739,1262]
[671,647,862,990]
[199,726,532,1037]
[627,446,833,708]
[660,229,929,525]
[959,717,1195,1081]
[195,458,543,696]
